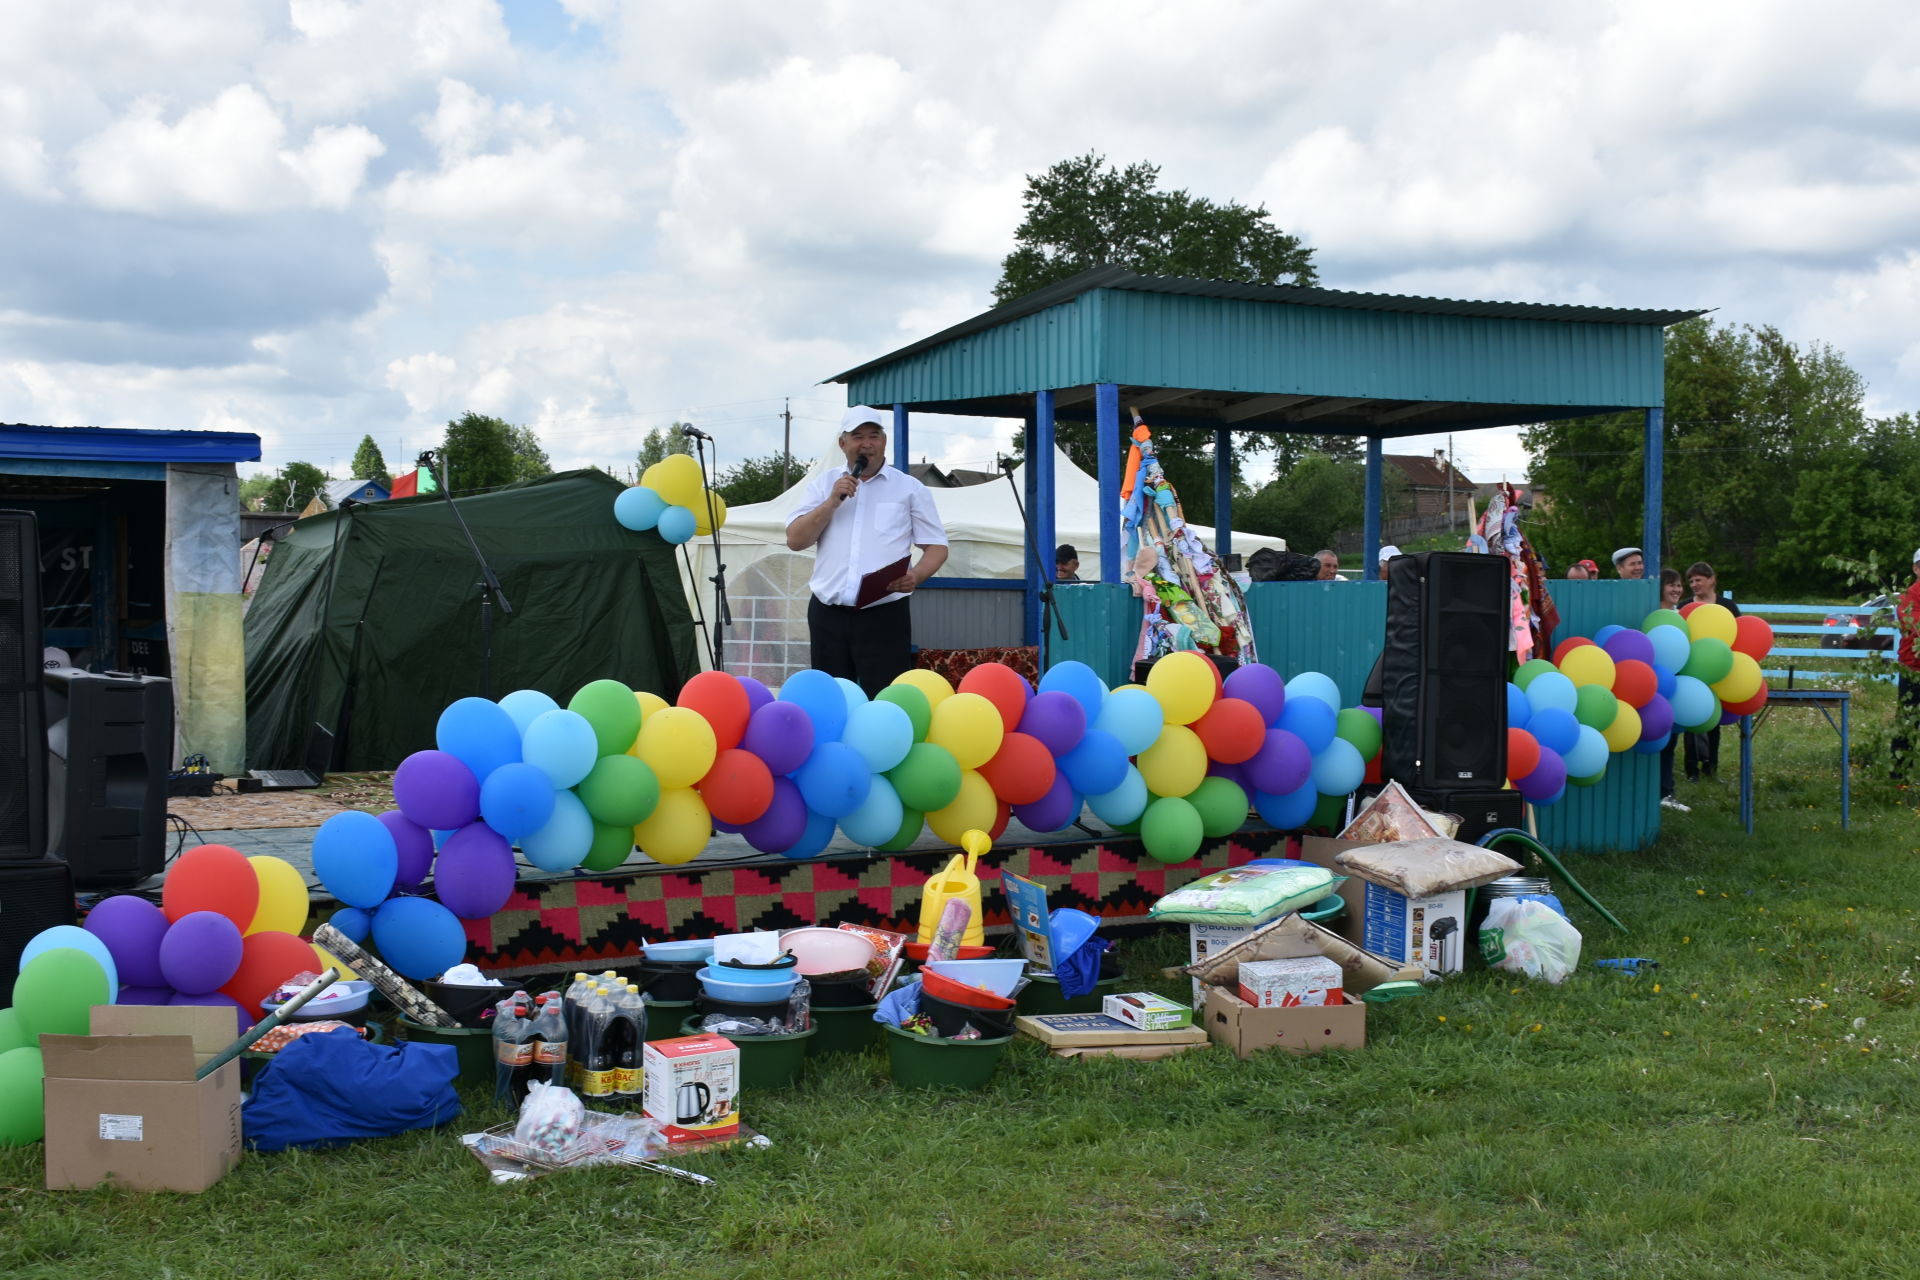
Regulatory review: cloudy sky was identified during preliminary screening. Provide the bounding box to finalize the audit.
[5,0,1919,486]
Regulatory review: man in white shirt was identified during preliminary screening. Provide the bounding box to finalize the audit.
[785,406,950,695]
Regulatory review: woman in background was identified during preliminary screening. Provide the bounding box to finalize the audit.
[1659,569,1689,811]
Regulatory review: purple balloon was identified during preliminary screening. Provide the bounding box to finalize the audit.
[1241,727,1312,795]
[434,823,517,920]
[743,776,808,853]
[118,984,175,1006]
[1207,761,1249,788]
[1012,770,1080,832]
[378,810,437,892]
[743,701,815,777]
[1017,690,1087,755]
[738,676,774,715]
[158,910,244,995]
[168,990,249,1035]
[1601,629,1656,666]
[1517,747,1568,802]
[393,749,481,831]
[1637,694,1675,743]
[85,894,171,988]
[712,816,745,834]
[1223,663,1287,725]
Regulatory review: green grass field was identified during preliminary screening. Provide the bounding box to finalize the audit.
[5,692,1917,1280]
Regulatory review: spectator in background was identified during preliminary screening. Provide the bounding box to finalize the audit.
[1314,550,1348,581]
[1612,547,1645,579]
[1377,544,1401,575]
[1567,562,1590,580]
[1684,561,1739,781]
[1055,544,1081,582]
[1659,567,1689,812]
[1660,568,1685,609]
[1895,548,1920,779]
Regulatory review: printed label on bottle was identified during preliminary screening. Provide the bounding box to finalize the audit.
[579,1068,614,1098]
[496,1040,535,1067]
[534,1041,567,1066]
[613,1065,641,1094]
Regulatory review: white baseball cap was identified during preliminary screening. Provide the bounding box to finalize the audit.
[840,405,888,434]
[1378,544,1401,564]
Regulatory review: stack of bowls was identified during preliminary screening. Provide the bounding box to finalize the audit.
[696,955,799,1021]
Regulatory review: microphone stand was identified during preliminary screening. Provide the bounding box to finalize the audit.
[997,455,1070,664]
[680,425,731,672]
[417,450,514,698]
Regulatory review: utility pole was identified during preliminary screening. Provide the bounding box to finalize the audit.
[1447,434,1456,530]
[781,398,793,491]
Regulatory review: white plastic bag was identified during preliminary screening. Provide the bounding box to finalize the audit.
[1479,898,1582,984]
[514,1080,587,1162]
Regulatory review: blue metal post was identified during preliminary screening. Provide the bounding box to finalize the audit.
[1213,427,1232,558]
[1095,383,1122,583]
[1643,407,1663,575]
[892,403,909,471]
[1022,412,1040,646]
[1363,436,1383,581]
[1035,391,1058,637]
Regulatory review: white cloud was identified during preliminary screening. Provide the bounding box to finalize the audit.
[261,0,516,121]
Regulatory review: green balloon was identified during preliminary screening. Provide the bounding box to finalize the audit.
[1681,636,1734,685]
[580,820,636,872]
[1573,684,1619,731]
[1334,708,1383,761]
[1641,609,1685,634]
[13,948,111,1039]
[1140,796,1204,864]
[568,679,642,756]
[575,755,660,826]
[876,685,932,743]
[1188,777,1251,839]
[0,1048,45,1148]
[1513,659,1558,691]
[1309,791,1348,832]
[0,1007,28,1055]
[887,743,962,812]
[876,807,927,852]
[1567,770,1607,788]
[1111,816,1142,835]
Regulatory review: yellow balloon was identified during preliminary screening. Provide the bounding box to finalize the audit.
[1712,651,1763,704]
[693,492,728,536]
[1558,644,1616,690]
[891,667,954,710]
[634,787,711,866]
[642,453,706,510]
[927,770,997,846]
[1688,602,1737,647]
[926,691,1004,771]
[624,691,672,758]
[312,945,361,981]
[246,855,311,936]
[1600,701,1642,753]
[635,706,717,789]
[1146,651,1215,725]
[1137,724,1207,798]
[1112,683,1149,694]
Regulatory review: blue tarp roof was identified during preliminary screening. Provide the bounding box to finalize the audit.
[1,424,262,465]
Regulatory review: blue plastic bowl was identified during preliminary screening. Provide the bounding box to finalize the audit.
[645,939,716,963]
[697,968,798,1003]
[708,956,799,985]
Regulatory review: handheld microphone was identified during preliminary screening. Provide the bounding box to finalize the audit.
[680,424,710,441]
[839,453,868,500]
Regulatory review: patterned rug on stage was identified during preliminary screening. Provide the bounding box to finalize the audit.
[463,827,1291,971]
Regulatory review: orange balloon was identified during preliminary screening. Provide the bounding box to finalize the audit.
[957,662,1033,733]
[220,930,323,1019]
[697,748,774,825]
[977,731,1056,805]
[1723,687,1769,717]
[676,671,751,751]
[1508,728,1542,782]
[1678,601,1701,618]
[1192,697,1265,764]
[1732,614,1775,660]
[162,844,260,928]
[1612,659,1657,708]
[1552,636,1593,665]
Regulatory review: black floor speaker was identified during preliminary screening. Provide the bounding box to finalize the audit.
[0,857,75,1004]
[1382,551,1509,792]
[1405,787,1526,845]
[0,509,47,863]
[45,669,172,889]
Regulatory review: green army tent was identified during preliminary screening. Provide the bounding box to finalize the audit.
[245,469,699,770]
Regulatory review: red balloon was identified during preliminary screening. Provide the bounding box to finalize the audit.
[1678,601,1701,618]
[677,671,751,751]
[1723,688,1769,717]
[957,662,1032,733]
[1192,697,1265,764]
[1552,636,1593,665]
[1508,728,1542,782]
[987,800,1011,842]
[1612,658,1657,708]
[1363,753,1383,786]
[1732,614,1775,660]
[977,732,1057,805]
[220,930,322,1019]
[698,748,775,825]
[162,844,260,927]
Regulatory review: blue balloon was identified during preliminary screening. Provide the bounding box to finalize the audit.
[520,790,594,872]
[311,810,399,909]
[1525,671,1578,716]
[1283,672,1341,711]
[521,709,600,789]
[328,906,373,944]
[614,485,668,532]
[1253,781,1319,829]
[839,775,905,847]
[498,689,559,736]
[1670,675,1716,730]
[842,700,914,773]
[1087,765,1149,826]
[782,807,838,860]
[1528,707,1581,756]
[22,925,117,998]
[1093,687,1164,756]
[370,897,468,981]
[1058,727,1128,796]
[436,696,522,783]
[1647,623,1692,671]
[1311,737,1366,796]
[1632,735,1667,755]
[479,761,557,840]
[657,504,697,544]
[1653,662,1678,700]
[1506,682,1531,730]
[1277,696,1336,755]
[834,677,869,720]
[1593,624,1624,647]
[793,740,873,818]
[1563,725,1608,778]
[779,669,848,742]
[1038,660,1107,724]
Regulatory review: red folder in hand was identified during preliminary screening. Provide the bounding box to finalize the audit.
[854,556,911,608]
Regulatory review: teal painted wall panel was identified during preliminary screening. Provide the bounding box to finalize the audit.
[845,294,1101,406]
[1241,581,1386,702]
[1050,584,1142,685]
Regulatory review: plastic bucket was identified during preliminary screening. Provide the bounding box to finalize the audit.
[1015,974,1124,1016]
[919,989,1016,1039]
[1300,893,1346,925]
[424,982,508,1029]
[638,959,705,1003]
[642,999,692,1040]
[810,977,876,1009]
[808,1003,880,1055]
[395,1016,495,1088]
[679,1017,815,1090]
[884,1024,1012,1090]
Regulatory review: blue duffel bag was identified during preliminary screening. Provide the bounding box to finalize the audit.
[243,1027,463,1151]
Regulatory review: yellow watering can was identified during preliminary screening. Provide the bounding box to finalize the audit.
[916,829,989,946]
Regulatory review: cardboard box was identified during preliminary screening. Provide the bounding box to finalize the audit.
[1236,956,1343,1008]
[41,1005,243,1193]
[1203,985,1366,1060]
[1049,1041,1210,1062]
[1361,884,1468,976]
[1101,992,1193,1032]
[1015,1013,1208,1049]
[642,1034,739,1145]
[1187,922,1255,1007]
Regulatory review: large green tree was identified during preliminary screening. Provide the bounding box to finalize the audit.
[438,413,551,492]
[506,424,552,483]
[636,425,693,475]
[350,434,392,488]
[715,450,803,507]
[1237,453,1369,553]
[247,461,330,512]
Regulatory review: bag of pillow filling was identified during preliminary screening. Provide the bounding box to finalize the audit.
[1148,864,1340,926]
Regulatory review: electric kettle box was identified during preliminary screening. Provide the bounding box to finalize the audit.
[643,1034,739,1145]
[1297,836,1466,977]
